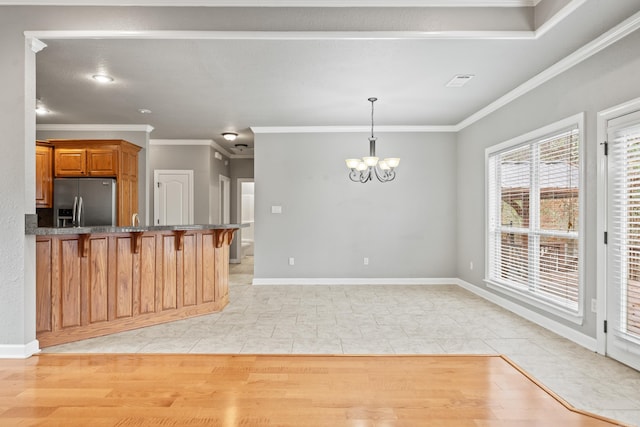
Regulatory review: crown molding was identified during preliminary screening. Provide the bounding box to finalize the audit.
[4,0,540,6]
[534,0,586,38]
[150,138,211,146]
[209,139,234,158]
[25,29,536,41]
[150,139,254,159]
[456,9,640,130]
[251,125,458,134]
[36,124,154,133]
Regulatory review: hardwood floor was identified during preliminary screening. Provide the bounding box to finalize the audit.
[0,354,627,426]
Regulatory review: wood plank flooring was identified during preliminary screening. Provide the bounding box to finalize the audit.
[0,354,627,426]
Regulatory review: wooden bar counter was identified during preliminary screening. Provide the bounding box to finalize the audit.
[27,224,242,348]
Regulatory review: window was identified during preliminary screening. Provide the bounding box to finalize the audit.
[486,114,583,320]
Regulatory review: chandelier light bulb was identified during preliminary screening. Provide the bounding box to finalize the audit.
[345,159,360,169]
[385,158,400,168]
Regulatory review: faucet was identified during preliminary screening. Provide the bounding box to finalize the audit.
[131,213,140,226]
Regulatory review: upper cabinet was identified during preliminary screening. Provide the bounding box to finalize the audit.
[48,140,141,226]
[35,142,53,208]
[54,145,118,177]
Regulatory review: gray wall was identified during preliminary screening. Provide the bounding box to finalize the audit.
[149,145,211,224]
[254,132,457,279]
[230,158,255,261]
[36,129,149,225]
[456,29,640,338]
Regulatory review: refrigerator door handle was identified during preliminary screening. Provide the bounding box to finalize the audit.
[77,196,83,227]
[72,196,78,226]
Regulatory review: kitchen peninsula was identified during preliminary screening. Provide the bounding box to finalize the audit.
[27,222,244,348]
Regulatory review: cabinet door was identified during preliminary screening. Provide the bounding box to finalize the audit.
[117,149,139,226]
[55,149,86,176]
[87,148,118,176]
[35,145,53,207]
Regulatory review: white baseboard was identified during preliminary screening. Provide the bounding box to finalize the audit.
[252,278,458,286]
[0,340,40,359]
[456,279,597,351]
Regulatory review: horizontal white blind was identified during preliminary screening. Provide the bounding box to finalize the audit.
[488,128,580,312]
[609,122,640,339]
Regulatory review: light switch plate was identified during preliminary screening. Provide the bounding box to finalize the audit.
[271,206,282,214]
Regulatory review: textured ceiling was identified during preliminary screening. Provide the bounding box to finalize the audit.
[31,0,640,155]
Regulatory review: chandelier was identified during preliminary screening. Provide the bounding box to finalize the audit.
[345,97,400,183]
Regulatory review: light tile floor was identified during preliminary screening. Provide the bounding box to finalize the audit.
[43,257,640,426]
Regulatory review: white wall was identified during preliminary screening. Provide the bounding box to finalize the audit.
[254,132,457,280]
[456,28,640,339]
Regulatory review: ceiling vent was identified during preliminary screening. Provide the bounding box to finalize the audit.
[446,74,475,88]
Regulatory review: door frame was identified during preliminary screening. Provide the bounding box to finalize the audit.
[219,174,230,224]
[235,178,255,262]
[596,96,640,355]
[153,169,194,226]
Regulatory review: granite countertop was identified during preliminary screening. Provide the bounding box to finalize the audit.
[25,215,247,235]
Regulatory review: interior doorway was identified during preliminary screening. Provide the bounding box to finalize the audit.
[240,180,255,260]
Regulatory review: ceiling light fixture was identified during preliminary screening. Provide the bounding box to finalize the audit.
[92,74,114,83]
[234,143,248,152]
[345,97,400,183]
[35,105,50,115]
[222,132,238,141]
[138,108,152,114]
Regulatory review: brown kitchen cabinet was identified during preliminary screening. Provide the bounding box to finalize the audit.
[49,140,141,226]
[54,146,118,177]
[35,142,53,208]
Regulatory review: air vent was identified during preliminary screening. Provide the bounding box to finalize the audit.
[446,74,475,88]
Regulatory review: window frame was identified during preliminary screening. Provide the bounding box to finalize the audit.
[484,113,585,324]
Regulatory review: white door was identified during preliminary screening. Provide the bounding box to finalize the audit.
[219,175,230,224]
[154,170,194,226]
[606,110,640,371]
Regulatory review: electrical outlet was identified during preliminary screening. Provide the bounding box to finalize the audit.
[470,261,474,270]
[591,298,597,313]
[363,257,369,265]
[288,257,295,266]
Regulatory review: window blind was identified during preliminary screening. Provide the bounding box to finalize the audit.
[487,128,580,312]
[609,122,640,339]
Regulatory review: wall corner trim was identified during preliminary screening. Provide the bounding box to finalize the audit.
[456,278,597,351]
[28,37,47,53]
[0,340,40,359]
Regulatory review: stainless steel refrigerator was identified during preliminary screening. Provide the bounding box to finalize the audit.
[53,178,117,227]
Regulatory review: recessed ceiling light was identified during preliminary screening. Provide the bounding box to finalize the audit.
[92,74,114,84]
[222,132,238,141]
[138,108,152,114]
[35,106,50,115]
[446,74,475,88]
